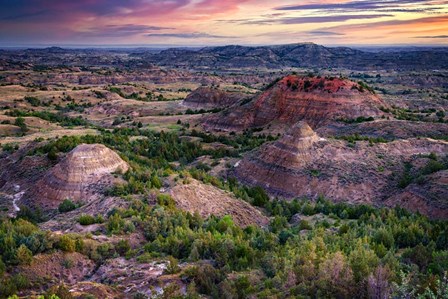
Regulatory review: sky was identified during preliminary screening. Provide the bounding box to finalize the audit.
[0,0,447,47]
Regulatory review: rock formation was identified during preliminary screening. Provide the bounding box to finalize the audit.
[183,87,246,109]
[234,121,448,218]
[204,75,388,131]
[26,144,128,210]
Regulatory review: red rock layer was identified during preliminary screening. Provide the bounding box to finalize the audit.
[204,75,388,131]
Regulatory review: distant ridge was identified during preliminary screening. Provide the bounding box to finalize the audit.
[1,42,447,70]
[141,42,448,70]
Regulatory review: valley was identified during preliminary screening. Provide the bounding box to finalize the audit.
[0,44,447,298]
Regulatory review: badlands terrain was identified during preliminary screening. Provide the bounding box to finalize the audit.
[0,44,447,298]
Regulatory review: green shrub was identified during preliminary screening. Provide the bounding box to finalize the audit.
[14,117,28,133]
[298,220,312,230]
[116,239,131,256]
[156,194,176,208]
[16,244,33,265]
[247,186,269,207]
[107,213,125,234]
[78,214,96,226]
[58,199,76,213]
[46,284,73,299]
[422,159,445,175]
[164,256,181,274]
[57,235,76,252]
[24,96,41,107]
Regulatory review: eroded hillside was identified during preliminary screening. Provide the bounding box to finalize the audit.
[0,46,447,298]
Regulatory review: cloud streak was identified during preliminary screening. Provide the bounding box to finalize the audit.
[306,31,346,36]
[225,13,393,25]
[146,32,237,39]
[81,24,174,37]
[415,35,448,38]
[275,0,445,12]
[280,14,393,24]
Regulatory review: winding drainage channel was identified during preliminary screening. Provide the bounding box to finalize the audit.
[11,184,24,216]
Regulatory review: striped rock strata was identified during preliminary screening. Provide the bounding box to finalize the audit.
[204,75,388,131]
[26,144,128,210]
[234,122,448,218]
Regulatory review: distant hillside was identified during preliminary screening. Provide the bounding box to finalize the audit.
[141,43,448,70]
[1,43,448,70]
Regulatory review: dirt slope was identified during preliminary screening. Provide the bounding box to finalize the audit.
[170,179,269,227]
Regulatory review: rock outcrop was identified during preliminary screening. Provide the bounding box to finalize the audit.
[183,87,246,109]
[204,75,388,131]
[234,122,448,218]
[25,144,128,210]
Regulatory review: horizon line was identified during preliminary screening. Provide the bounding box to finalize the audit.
[1,42,448,50]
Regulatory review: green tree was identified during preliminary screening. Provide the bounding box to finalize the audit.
[116,239,131,256]
[349,241,379,284]
[373,228,395,249]
[107,213,125,234]
[58,235,76,252]
[249,186,269,207]
[47,146,58,161]
[151,173,162,189]
[165,256,181,274]
[14,117,28,133]
[16,244,33,265]
[0,257,5,277]
[317,251,354,298]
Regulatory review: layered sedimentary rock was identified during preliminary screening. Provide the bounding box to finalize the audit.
[26,144,128,210]
[204,75,387,131]
[183,87,245,109]
[234,122,448,218]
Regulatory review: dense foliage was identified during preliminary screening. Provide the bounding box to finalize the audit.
[1,127,446,298]
[6,109,89,127]
[3,193,447,298]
